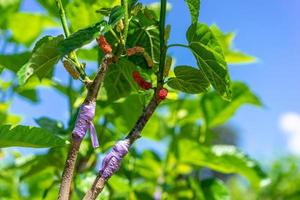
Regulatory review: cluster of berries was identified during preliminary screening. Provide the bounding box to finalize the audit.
[96,35,112,54]
[96,35,168,100]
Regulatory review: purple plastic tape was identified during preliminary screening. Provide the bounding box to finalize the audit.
[100,139,130,179]
[72,101,99,148]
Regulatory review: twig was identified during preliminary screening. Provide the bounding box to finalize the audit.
[55,0,88,81]
[83,94,161,200]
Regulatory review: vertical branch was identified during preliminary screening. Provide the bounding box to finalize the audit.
[55,0,70,37]
[121,0,129,46]
[58,55,113,200]
[157,0,167,88]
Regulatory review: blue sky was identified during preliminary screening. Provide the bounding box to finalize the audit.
[6,0,300,161]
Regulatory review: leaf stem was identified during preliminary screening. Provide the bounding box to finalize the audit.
[157,0,168,88]
[167,43,189,49]
[55,0,88,81]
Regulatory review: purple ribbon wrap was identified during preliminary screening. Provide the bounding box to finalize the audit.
[100,139,130,179]
[72,101,99,148]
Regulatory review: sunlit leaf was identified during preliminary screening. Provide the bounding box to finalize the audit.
[8,13,58,45]
[187,23,231,100]
[36,0,69,17]
[185,0,200,23]
[0,103,21,125]
[146,2,172,19]
[210,25,256,64]
[0,0,20,29]
[77,48,98,61]
[66,0,118,31]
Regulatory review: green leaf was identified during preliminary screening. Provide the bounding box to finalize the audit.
[146,2,172,19]
[21,148,64,180]
[58,22,103,57]
[225,51,256,64]
[187,23,231,100]
[188,177,205,199]
[66,0,119,31]
[201,179,230,200]
[104,58,137,101]
[210,25,256,64]
[77,48,98,61]
[108,6,125,27]
[8,13,58,45]
[167,65,209,94]
[16,89,39,103]
[36,0,69,17]
[17,35,64,85]
[0,124,67,148]
[35,117,65,135]
[201,82,261,128]
[111,94,143,131]
[127,8,160,68]
[178,139,268,187]
[0,52,31,73]
[0,103,21,125]
[185,0,200,23]
[0,0,20,29]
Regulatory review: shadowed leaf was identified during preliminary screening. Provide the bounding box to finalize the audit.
[0,124,67,148]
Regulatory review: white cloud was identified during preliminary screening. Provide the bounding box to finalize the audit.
[279,112,300,155]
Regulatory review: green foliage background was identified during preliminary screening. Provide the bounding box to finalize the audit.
[0,0,294,199]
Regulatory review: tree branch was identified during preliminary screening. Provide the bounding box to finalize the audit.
[58,140,81,200]
[82,1,169,198]
[58,54,113,200]
[157,0,167,88]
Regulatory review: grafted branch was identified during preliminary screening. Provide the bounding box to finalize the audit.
[58,55,113,200]
[83,94,161,200]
